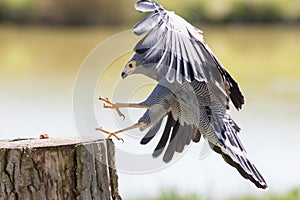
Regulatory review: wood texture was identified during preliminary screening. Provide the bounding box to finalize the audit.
[0,138,121,200]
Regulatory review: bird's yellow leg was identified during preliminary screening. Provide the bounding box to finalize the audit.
[95,122,147,141]
[99,97,149,119]
[99,97,149,109]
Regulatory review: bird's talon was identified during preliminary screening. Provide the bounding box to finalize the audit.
[95,127,123,141]
[99,97,125,119]
[116,108,126,120]
[121,114,125,120]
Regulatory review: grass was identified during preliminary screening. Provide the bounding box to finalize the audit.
[135,188,300,200]
[232,189,300,200]
[135,190,201,200]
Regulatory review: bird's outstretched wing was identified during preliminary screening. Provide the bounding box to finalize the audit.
[133,0,244,110]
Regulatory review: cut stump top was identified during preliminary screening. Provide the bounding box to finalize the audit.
[0,137,106,149]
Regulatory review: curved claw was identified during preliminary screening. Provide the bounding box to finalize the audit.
[99,96,126,120]
[116,108,125,120]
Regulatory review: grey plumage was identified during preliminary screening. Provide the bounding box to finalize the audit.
[134,80,267,189]
[119,0,267,189]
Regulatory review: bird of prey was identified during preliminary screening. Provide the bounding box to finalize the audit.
[96,0,267,189]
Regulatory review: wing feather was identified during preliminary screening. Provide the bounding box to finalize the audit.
[133,0,244,110]
[133,12,160,35]
[163,121,180,162]
[135,1,156,13]
[140,117,164,145]
[152,112,175,158]
[174,125,186,153]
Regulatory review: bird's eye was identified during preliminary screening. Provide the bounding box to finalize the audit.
[128,63,133,68]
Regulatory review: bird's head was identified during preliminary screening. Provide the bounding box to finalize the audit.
[121,53,145,79]
[121,53,161,81]
[122,59,137,79]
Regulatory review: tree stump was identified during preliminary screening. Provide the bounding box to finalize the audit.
[0,138,122,200]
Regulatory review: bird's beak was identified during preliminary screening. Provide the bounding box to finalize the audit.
[121,66,134,79]
[121,71,128,79]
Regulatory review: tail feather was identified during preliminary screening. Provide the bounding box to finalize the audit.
[208,112,267,189]
[225,147,268,189]
[210,142,267,189]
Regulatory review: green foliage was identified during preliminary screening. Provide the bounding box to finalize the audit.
[156,190,200,200]
[136,190,201,200]
[229,188,300,200]
[176,0,300,23]
[135,188,300,200]
[0,0,300,25]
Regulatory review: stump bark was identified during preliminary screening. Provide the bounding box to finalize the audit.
[0,138,121,200]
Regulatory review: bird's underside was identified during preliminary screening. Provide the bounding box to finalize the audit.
[96,80,267,189]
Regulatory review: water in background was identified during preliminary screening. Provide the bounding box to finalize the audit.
[0,25,300,199]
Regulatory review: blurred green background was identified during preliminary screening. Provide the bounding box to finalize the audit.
[0,0,300,24]
[0,0,300,200]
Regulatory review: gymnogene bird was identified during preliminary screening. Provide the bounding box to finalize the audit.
[96,0,268,189]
